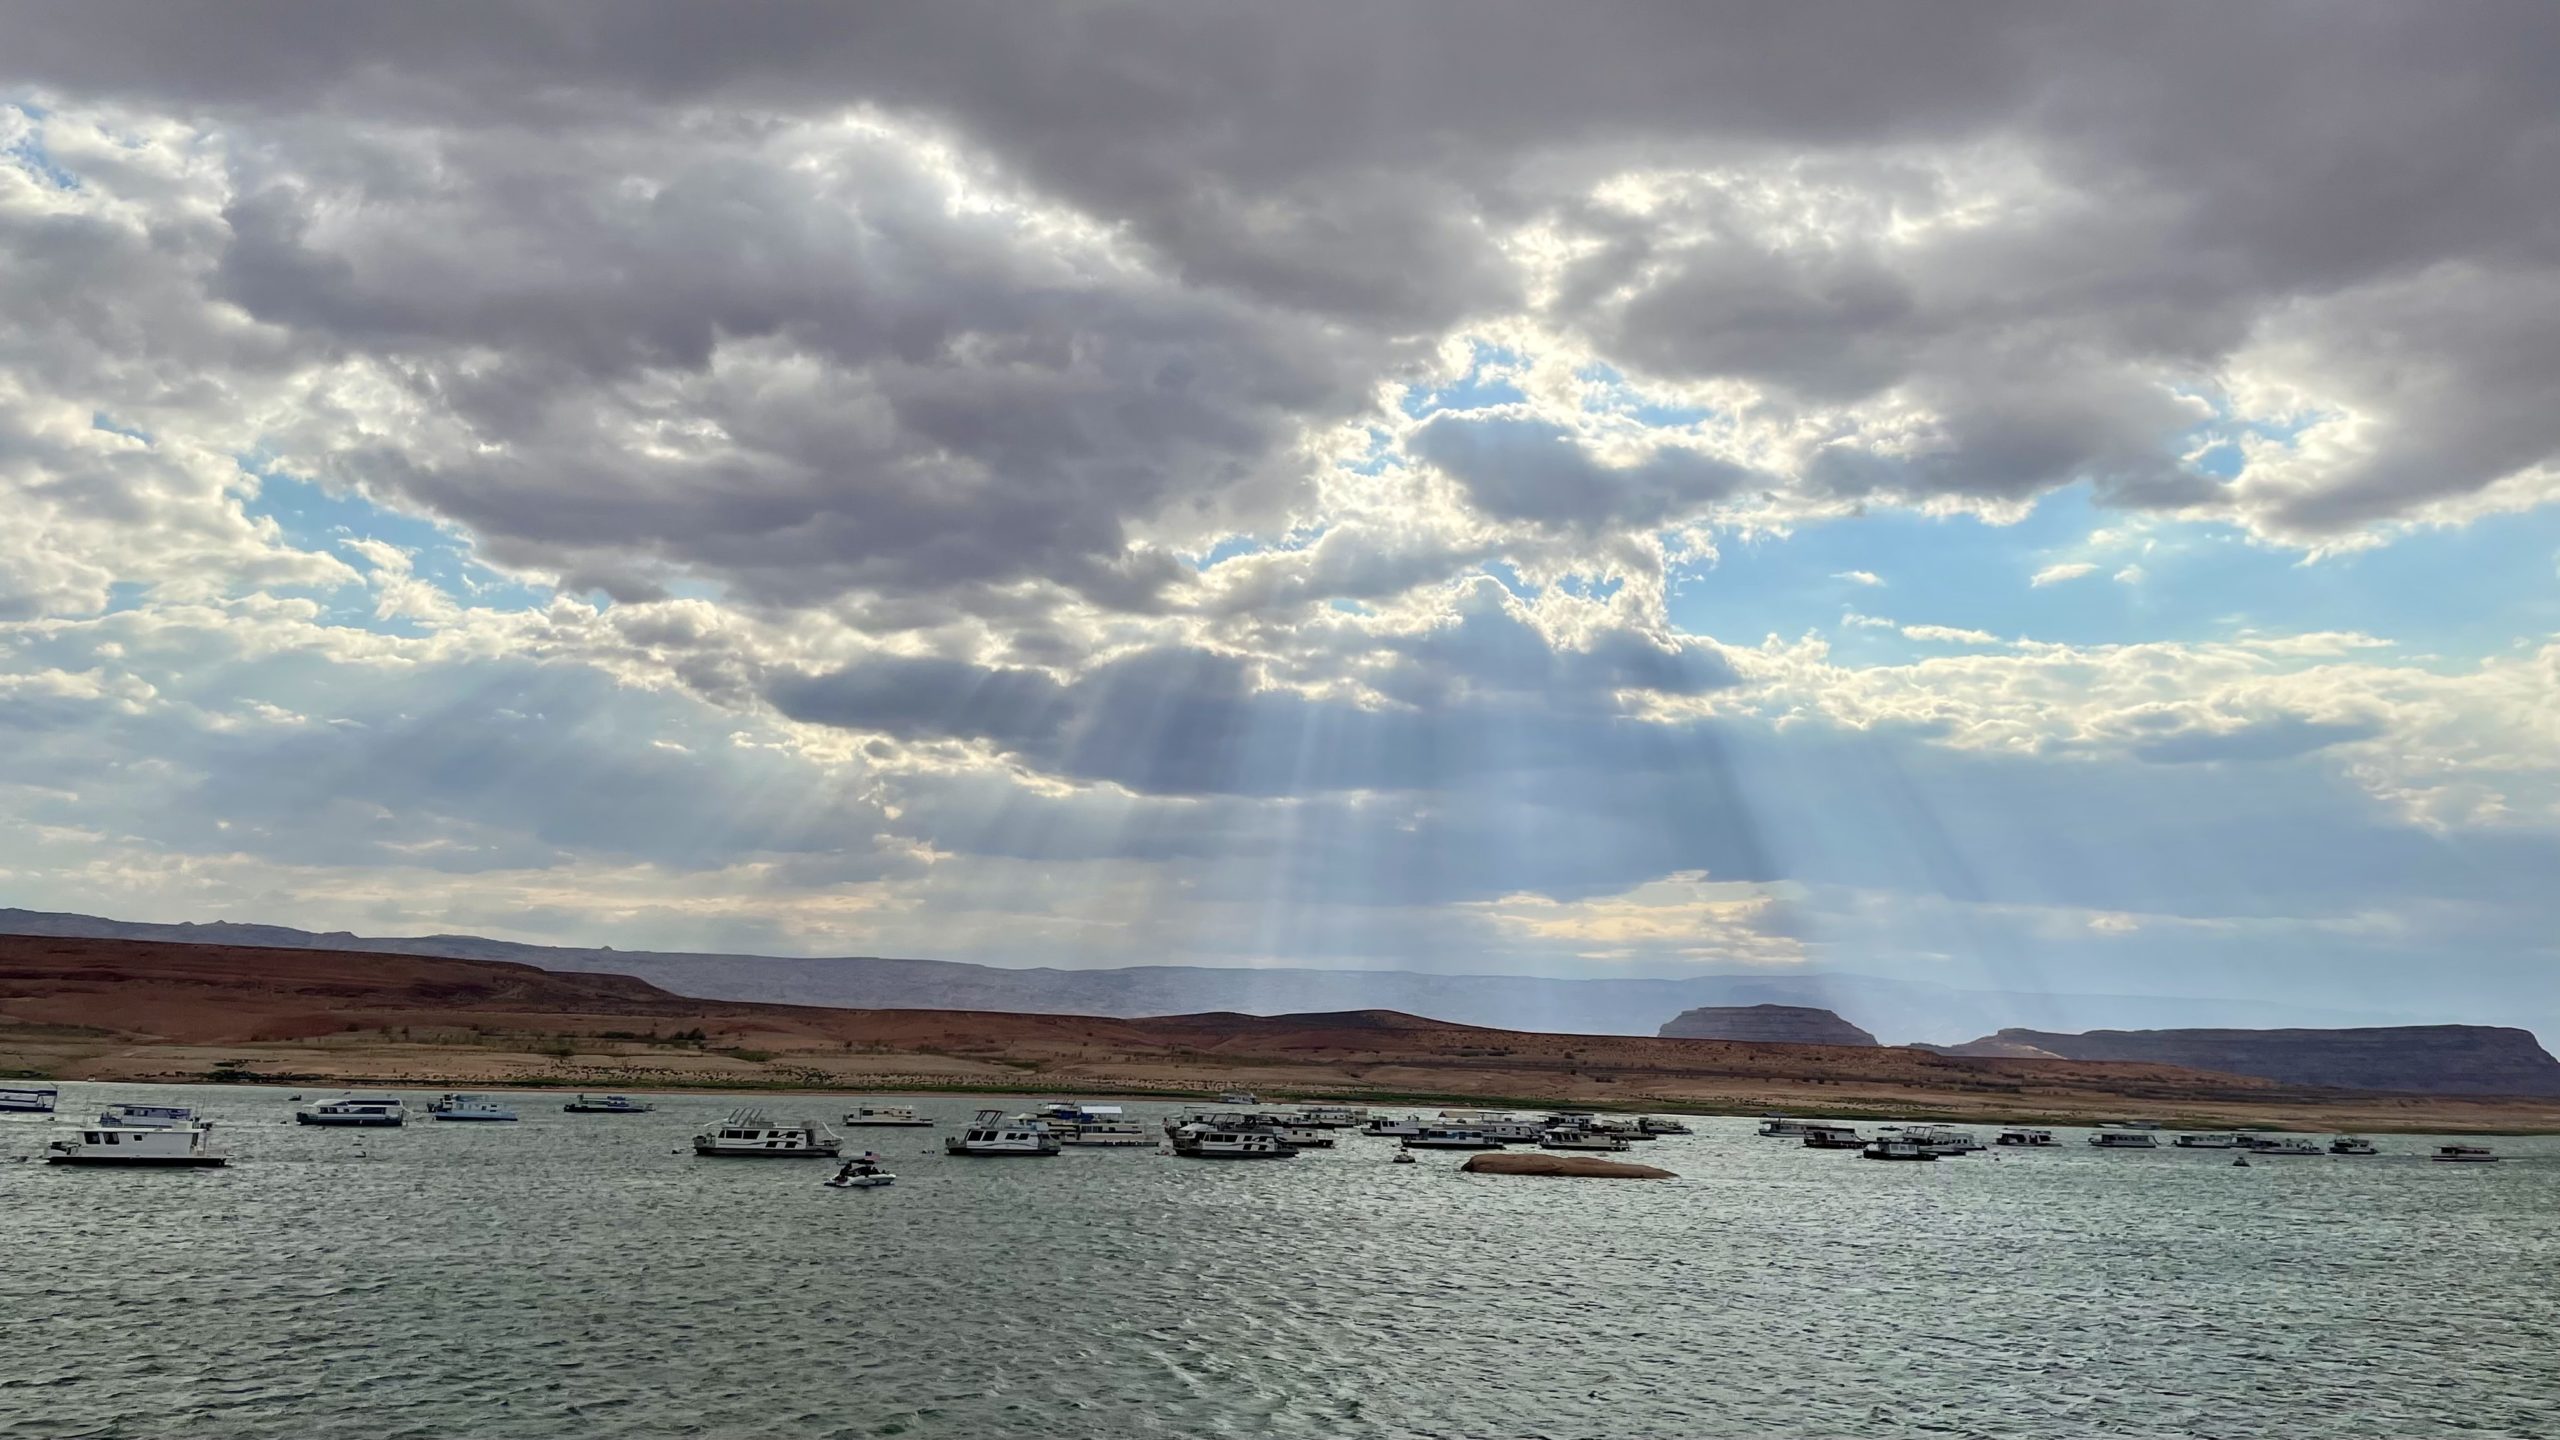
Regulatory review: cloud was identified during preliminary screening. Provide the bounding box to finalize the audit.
[1902,624,2002,645]
[2031,562,2099,587]
[1833,570,1885,587]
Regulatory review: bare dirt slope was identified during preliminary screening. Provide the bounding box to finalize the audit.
[6,936,2555,1131]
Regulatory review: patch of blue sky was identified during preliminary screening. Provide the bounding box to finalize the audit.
[1399,341,1524,418]
[241,466,552,627]
[1576,361,1719,429]
[90,412,150,443]
[1666,481,2560,663]
[2,103,79,191]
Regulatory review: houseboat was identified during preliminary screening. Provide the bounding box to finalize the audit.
[1361,1115,1424,1138]
[693,1109,843,1158]
[427,1093,519,1122]
[2241,1136,2323,1156]
[2088,1129,2159,1149]
[1860,1138,1938,1161]
[1169,1123,1299,1159]
[562,1094,655,1114]
[1539,1126,1630,1151]
[1044,1103,1153,1147]
[1902,1126,1985,1156]
[1994,1128,2057,1147]
[842,1103,935,1128]
[944,1109,1062,1157]
[2328,1136,2379,1155]
[295,1096,406,1127]
[1402,1126,1505,1151]
[0,1083,59,1114]
[2431,1145,2500,1163]
[1800,1124,1866,1150]
[98,1103,204,1129]
[47,1121,226,1167]
[1757,1117,1810,1137]
[2175,1132,2242,1149]
[1637,1116,1695,1136]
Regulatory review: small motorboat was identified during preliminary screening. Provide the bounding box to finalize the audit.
[2232,1156,2251,1167]
[823,1153,896,1188]
[1391,1152,1416,1165]
[2329,1136,2379,1155]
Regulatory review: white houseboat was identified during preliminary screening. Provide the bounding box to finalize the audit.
[1995,1128,2057,1147]
[1044,1103,1153,1147]
[1402,1126,1505,1151]
[47,1122,226,1167]
[1757,1117,1810,1137]
[296,1096,406,1127]
[1903,1126,1985,1156]
[1170,1123,1298,1160]
[693,1109,843,1158]
[1361,1115,1424,1138]
[0,1083,58,1114]
[2242,1136,2323,1156]
[1860,1137,1938,1161]
[1540,1126,1630,1151]
[427,1093,519,1122]
[2088,1129,2159,1149]
[944,1109,1062,1157]
[2174,1132,2242,1148]
[842,1103,935,1128]
[99,1103,204,1129]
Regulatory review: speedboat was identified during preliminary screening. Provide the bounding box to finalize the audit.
[1403,1126,1504,1151]
[1800,1124,1866,1150]
[1995,1128,2057,1147]
[842,1103,935,1128]
[822,1153,896,1188]
[1757,1117,1810,1138]
[1540,1126,1630,1151]
[0,1083,59,1114]
[1170,1123,1297,1159]
[296,1096,406,1127]
[99,1103,204,1129]
[427,1093,518,1122]
[47,1121,226,1167]
[562,1094,655,1114]
[2329,1136,2379,1155]
[694,1109,843,1158]
[944,1109,1062,1157]
[2432,1145,2500,1163]
[2242,1136,2322,1156]
[2088,1129,2159,1149]
[2175,1132,2242,1149]
[1860,1138,1938,1161]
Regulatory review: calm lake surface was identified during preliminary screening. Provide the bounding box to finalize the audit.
[4,1082,2554,1439]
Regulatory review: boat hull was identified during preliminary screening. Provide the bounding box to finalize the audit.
[1403,1140,1504,1150]
[943,1147,1060,1157]
[431,1114,518,1122]
[47,1155,227,1167]
[695,1145,840,1158]
[296,1114,402,1127]
[843,1120,935,1127]
[1170,1149,1296,1160]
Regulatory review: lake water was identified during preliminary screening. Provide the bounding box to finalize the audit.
[3,1082,2554,1439]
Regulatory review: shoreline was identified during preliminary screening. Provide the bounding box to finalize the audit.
[16,1048,2559,1135]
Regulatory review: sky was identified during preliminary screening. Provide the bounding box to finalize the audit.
[1,2,2557,1034]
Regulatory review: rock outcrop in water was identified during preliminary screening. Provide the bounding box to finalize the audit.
[1658,1004,1878,1046]
[1460,1153,1674,1179]
[1919,1025,2560,1096]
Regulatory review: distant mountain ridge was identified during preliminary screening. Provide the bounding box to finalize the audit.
[1659,1005,1879,1046]
[1922,1026,2560,1097]
[0,906,2402,1045]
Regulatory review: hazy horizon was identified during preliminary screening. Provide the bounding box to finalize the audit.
[4,3,2558,1040]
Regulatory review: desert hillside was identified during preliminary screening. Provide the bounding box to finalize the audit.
[5,935,2555,1132]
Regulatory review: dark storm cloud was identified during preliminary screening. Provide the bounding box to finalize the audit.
[1407,413,1751,530]
[6,0,2555,581]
